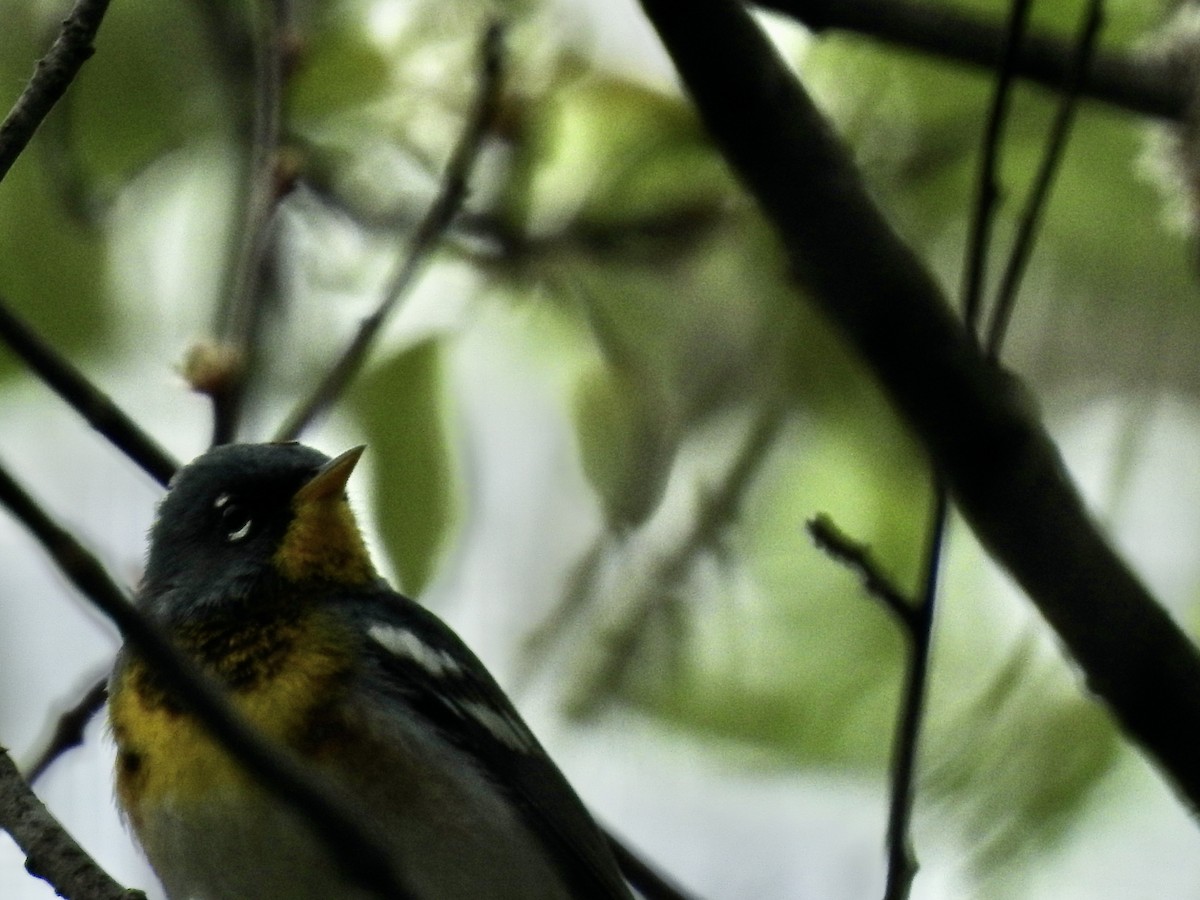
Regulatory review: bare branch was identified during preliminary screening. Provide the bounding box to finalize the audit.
[0,746,144,900]
[24,675,108,785]
[961,0,1034,334]
[0,294,178,487]
[806,514,916,632]
[274,22,506,442]
[637,0,1200,811]
[883,488,947,900]
[753,0,1188,122]
[0,0,113,182]
[987,0,1105,358]
[0,458,414,899]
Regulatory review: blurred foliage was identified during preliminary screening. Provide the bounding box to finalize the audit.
[1,0,1197,895]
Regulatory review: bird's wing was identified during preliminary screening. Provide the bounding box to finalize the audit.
[345,592,634,900]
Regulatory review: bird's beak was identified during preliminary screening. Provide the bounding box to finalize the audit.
[295,445,366,503]
[276,445,375,585]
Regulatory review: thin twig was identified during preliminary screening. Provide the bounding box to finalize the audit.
[0,457,413,900]
[961,0,1033,335]
[806,514,916,633]
[0,295,177,486]
[0,746,145,900]
[883,487,948,900]
[273,22,506,442]
[986,0,1105,359]
[576,402,785,714]
[753,0,1187,122]
[0,0,113,182]
[209,0,293,445]
[24,675,108,785]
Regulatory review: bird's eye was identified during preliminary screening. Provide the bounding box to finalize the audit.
[214,492,253,543]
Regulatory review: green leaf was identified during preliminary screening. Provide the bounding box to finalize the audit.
[352,339,457,596]
[572,359,674,528]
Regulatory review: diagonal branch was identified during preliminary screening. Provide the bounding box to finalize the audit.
[807,514,916,633]
[0,294,178,486]
[0,0,113,182]
[24,675,108,784]
[637,0,1200,812]
[0,747,144,900]
[753,0,1189,122]
[273,22,505,442]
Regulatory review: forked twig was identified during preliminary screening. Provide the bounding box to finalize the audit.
[882,488,948,900]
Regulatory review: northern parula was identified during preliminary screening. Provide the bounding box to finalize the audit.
[108,442,634,899]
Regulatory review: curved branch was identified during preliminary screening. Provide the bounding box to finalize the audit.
[638,0,1200,810]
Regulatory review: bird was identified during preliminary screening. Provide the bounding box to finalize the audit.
[107,441,634,899]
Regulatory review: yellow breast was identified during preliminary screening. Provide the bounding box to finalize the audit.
[108,610,352,831]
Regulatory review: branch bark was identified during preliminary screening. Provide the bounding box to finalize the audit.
[638,0,1200,811]
[0,0,113,182]
[0,747,144,900]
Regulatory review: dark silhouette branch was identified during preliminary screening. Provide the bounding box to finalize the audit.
[274,22,505,442]
[0,747,144,900]
[0,458,414,900]
[809,490,944,900]
[807,514,916,632]
[0,295,178,486]
[961,0,1034,336]
[987,0,1104,358]
[753,0,1189,122]
[0,0,112,182]
[637,0,1200,812]
[24,675,108,785]
[883,488,947,900]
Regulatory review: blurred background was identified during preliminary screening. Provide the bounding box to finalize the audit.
[2,0,1200,896]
